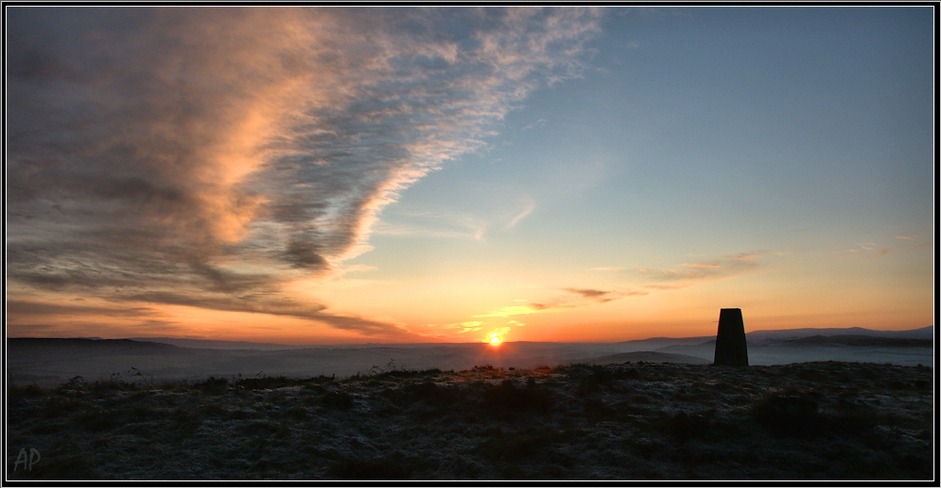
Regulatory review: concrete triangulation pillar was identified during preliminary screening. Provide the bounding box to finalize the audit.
[713,308,748,367]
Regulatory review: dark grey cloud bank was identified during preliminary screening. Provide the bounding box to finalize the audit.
[6,7,602,337]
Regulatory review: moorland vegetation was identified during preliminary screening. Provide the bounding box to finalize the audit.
[6,361,934,480]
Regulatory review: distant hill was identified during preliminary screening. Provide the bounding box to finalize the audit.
[651,333,934,357]
[8,338,181,355]
[782,335,932,348]
[745,326,933,343]
[617,336,713,348]
[618,327,933,349]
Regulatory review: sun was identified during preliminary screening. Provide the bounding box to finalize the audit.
[487,331,504,346]
[485,330,507,346]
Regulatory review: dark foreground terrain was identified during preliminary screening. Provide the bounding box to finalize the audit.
[6,361,934,480]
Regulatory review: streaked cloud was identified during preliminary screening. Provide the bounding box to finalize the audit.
[6,7,602,337]
[562,287,648,302]
[843,242,896,258]
[372,205,489,241]
[474,304,559,318]
[505,195,536,229]
[636,251,767,290]
[723,251,765,261]
[474,284,649,320]
[520,118,548,130]
[565,288,612,300]
[444,321,485,334]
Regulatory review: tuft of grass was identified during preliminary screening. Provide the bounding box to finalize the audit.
[374,368,443,380]
[30,420,70,436]
[620,366,641,380]
[198,404,228,417]
[752,390,886,441]
[482,379,553,417]
[286,405,310,421]
[195,376,230,394]
[23,383,46,397]
[476,426,574,462]
[75,409,120,433]
[319,390,355,410]
[564,364,638,397]
[236,375,300,390]
[661,410,712,442]
[583,398,614,424]
[751,392,823,438]
[406,381,459,408]
[86,372,142,396]
[42,396,83,419]
[327,453,415,479]
[633,468,665,479]
[24,453,98,480]
[243,420,282,436]
[170,407,202,440]
[575,366,614,398]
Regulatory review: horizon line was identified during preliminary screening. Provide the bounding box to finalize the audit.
[6,324,933,348]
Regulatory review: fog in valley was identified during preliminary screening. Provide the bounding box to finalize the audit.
[7,327,933,387]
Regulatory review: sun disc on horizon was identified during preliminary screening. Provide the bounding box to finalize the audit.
[489,336,502,346]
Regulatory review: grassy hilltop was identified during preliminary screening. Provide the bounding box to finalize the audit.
[6,361,934,480]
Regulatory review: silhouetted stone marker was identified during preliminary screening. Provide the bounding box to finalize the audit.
[713,308,748,367]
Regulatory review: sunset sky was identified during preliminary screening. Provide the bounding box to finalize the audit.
[6,7,935,344]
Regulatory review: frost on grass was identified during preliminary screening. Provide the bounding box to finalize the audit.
[6,362,934,480]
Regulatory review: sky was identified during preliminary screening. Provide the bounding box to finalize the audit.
[5,6,935,345]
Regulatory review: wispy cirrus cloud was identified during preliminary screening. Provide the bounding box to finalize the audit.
[474,285,647,319]
[562,287,648,302]
[371,205,489,241]
[6,7,603,338]
[520,118,548,131]
[589,266,624,272]
[635,251,767,290]
[443,321,485,334]
[843,242,893,258]
[505,195,536,229]
[565,288,613,302]
[474,303,559,319]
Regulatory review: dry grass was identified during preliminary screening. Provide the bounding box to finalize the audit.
[6,361,934,480]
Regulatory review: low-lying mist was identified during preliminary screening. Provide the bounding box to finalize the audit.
[7,327,933,387]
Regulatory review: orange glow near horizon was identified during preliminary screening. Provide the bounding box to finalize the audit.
[5,290,933,345]
[5,303,931,345]
[6,259,933,345]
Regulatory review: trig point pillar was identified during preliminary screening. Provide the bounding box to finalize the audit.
[713,308,748,367]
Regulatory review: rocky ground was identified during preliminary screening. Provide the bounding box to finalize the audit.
[5,361,935,480]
